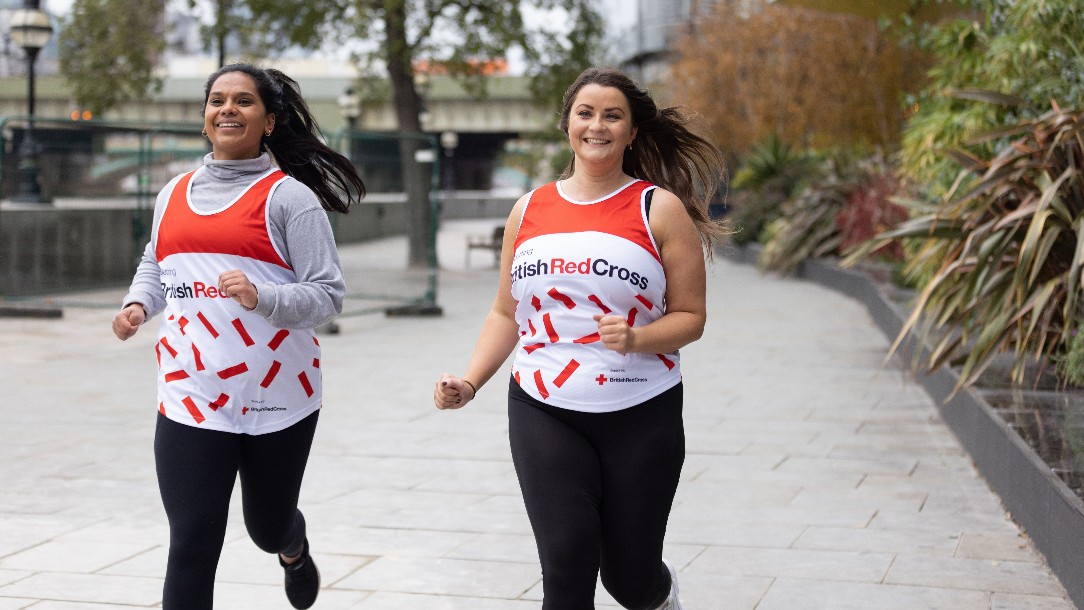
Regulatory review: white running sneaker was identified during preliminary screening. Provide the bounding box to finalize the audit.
[659,558,684,610]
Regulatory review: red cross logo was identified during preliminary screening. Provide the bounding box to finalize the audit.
[596,374,607,386]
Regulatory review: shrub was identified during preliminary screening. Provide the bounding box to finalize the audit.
[845,106,1084,389]
[758,154,906,274]
[900,0,1084,196]
[729,136,818,245]
[836,161,908,260]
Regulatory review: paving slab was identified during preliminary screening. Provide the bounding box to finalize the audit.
[0,220,1074,608]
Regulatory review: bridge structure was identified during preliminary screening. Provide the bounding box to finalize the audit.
[0,68,559,196]
[0,68,556,299]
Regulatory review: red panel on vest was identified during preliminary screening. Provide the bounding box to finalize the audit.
[515,181,660,262]
[156,170,290,269]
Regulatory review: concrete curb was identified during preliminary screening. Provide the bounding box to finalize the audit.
[0,304,63,318]
[726,245,1084,608]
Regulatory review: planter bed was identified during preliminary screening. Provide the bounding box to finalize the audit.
[722,245,1084,608]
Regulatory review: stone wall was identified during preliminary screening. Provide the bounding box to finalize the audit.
[0,191,517,297]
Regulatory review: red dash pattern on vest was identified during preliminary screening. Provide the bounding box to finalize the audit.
[231,318,255,346]
[531,295,542,311]
[260,360,282,388]
[635,294,654,310]
[657,354,676,370]
[217,362,249,379]
[298,371,314,397]
[208,393,229,411]
[574,333,600,344]
[543,313,560,343]
[626,308,638,327]
[554,359,579,388]
[268,329,290,351]
[164,370,190,383]
[192,344,205,371]
[548,287,576,309]
[160,337,179,358]
[182,396,205,424]
[197,312,219,338]
[588,295,612,313]
[533,369,550,399]
[178,316,190,335]
[523,343,546,354]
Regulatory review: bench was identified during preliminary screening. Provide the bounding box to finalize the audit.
[465,226,505,268]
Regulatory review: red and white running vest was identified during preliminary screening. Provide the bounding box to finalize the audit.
[153,168,322,434]
[510,179,680,412]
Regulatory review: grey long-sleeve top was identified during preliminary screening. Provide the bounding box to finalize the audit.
[121,153,345,329]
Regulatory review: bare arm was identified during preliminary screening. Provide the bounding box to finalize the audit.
[595,188,707,355]
[435,196,528,409]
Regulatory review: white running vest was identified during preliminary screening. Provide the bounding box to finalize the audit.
[510,179,680,413]
[153,168,322,434]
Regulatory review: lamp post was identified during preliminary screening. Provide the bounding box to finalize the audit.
[413,71,431,131]
[10,0,54,204]
[336,86,361,168]
[440,130,458,192]
[337,87,361,130]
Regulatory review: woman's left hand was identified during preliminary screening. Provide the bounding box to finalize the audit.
[434,374,476,410]
[594,314,636,355]
[218,269,258,310]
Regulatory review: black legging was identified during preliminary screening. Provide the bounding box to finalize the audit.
[153,410,319,610]
[508,378,684,610]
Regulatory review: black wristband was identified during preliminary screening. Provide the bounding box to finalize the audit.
[462,379,478,396]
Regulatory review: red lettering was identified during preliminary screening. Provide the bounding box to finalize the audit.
[551,258,593,274]
[193,281,225,298]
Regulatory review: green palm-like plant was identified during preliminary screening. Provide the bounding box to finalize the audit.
[757,154,904,274]
[756,163,852,274]
[844,105,1084,389]
[730,136,819,245]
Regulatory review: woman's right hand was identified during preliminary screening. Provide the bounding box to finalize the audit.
[112,303,146,341]
[434,374,477,410]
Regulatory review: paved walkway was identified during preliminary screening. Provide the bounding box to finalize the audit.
[0,221,1075,609]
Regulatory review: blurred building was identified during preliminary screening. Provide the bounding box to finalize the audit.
[603,0,919,86]
[604,0,719,85]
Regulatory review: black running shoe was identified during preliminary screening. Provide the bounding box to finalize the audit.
[279,538,320,609]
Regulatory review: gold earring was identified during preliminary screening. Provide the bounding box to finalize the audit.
[265,129,272,136]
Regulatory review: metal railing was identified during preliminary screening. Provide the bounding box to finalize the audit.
[0,118,443,316]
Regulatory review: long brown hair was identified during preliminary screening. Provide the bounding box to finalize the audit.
[559,67,728,250]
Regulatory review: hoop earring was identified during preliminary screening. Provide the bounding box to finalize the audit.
[265,129,272,136]
[201,129,207,138]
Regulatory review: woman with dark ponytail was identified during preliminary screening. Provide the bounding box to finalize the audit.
[111,63,364,609]
[435,67,726,609]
